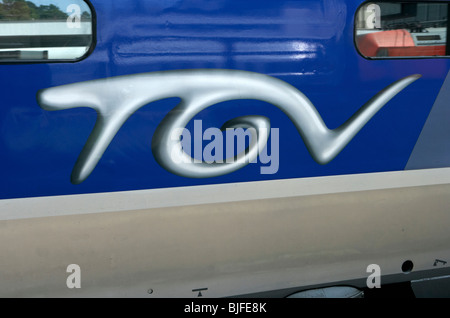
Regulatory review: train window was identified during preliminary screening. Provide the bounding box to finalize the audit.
[0,0,94,62]
[355,2,449,58]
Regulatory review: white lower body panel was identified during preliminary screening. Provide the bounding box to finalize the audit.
[1,168,450,297]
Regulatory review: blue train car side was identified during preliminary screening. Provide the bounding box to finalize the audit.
[1,0,450,298]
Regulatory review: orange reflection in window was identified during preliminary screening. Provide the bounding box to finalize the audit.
[357,29,446,57]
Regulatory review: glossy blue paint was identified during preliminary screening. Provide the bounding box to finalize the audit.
[0,0,448,199]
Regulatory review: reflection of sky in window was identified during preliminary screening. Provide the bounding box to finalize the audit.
[18,0,91,12]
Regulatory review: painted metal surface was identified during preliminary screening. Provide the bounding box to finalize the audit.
[1,177,450,297]
[1,0,448,200]
[37,70,420,184]
[1,0,450,298]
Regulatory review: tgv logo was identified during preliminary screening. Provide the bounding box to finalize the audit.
[37,69,420,184]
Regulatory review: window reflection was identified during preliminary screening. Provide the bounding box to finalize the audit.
[356,2,448,58]
[0,0,93,62]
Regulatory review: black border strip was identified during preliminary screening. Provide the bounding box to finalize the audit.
[0,35,93,49]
